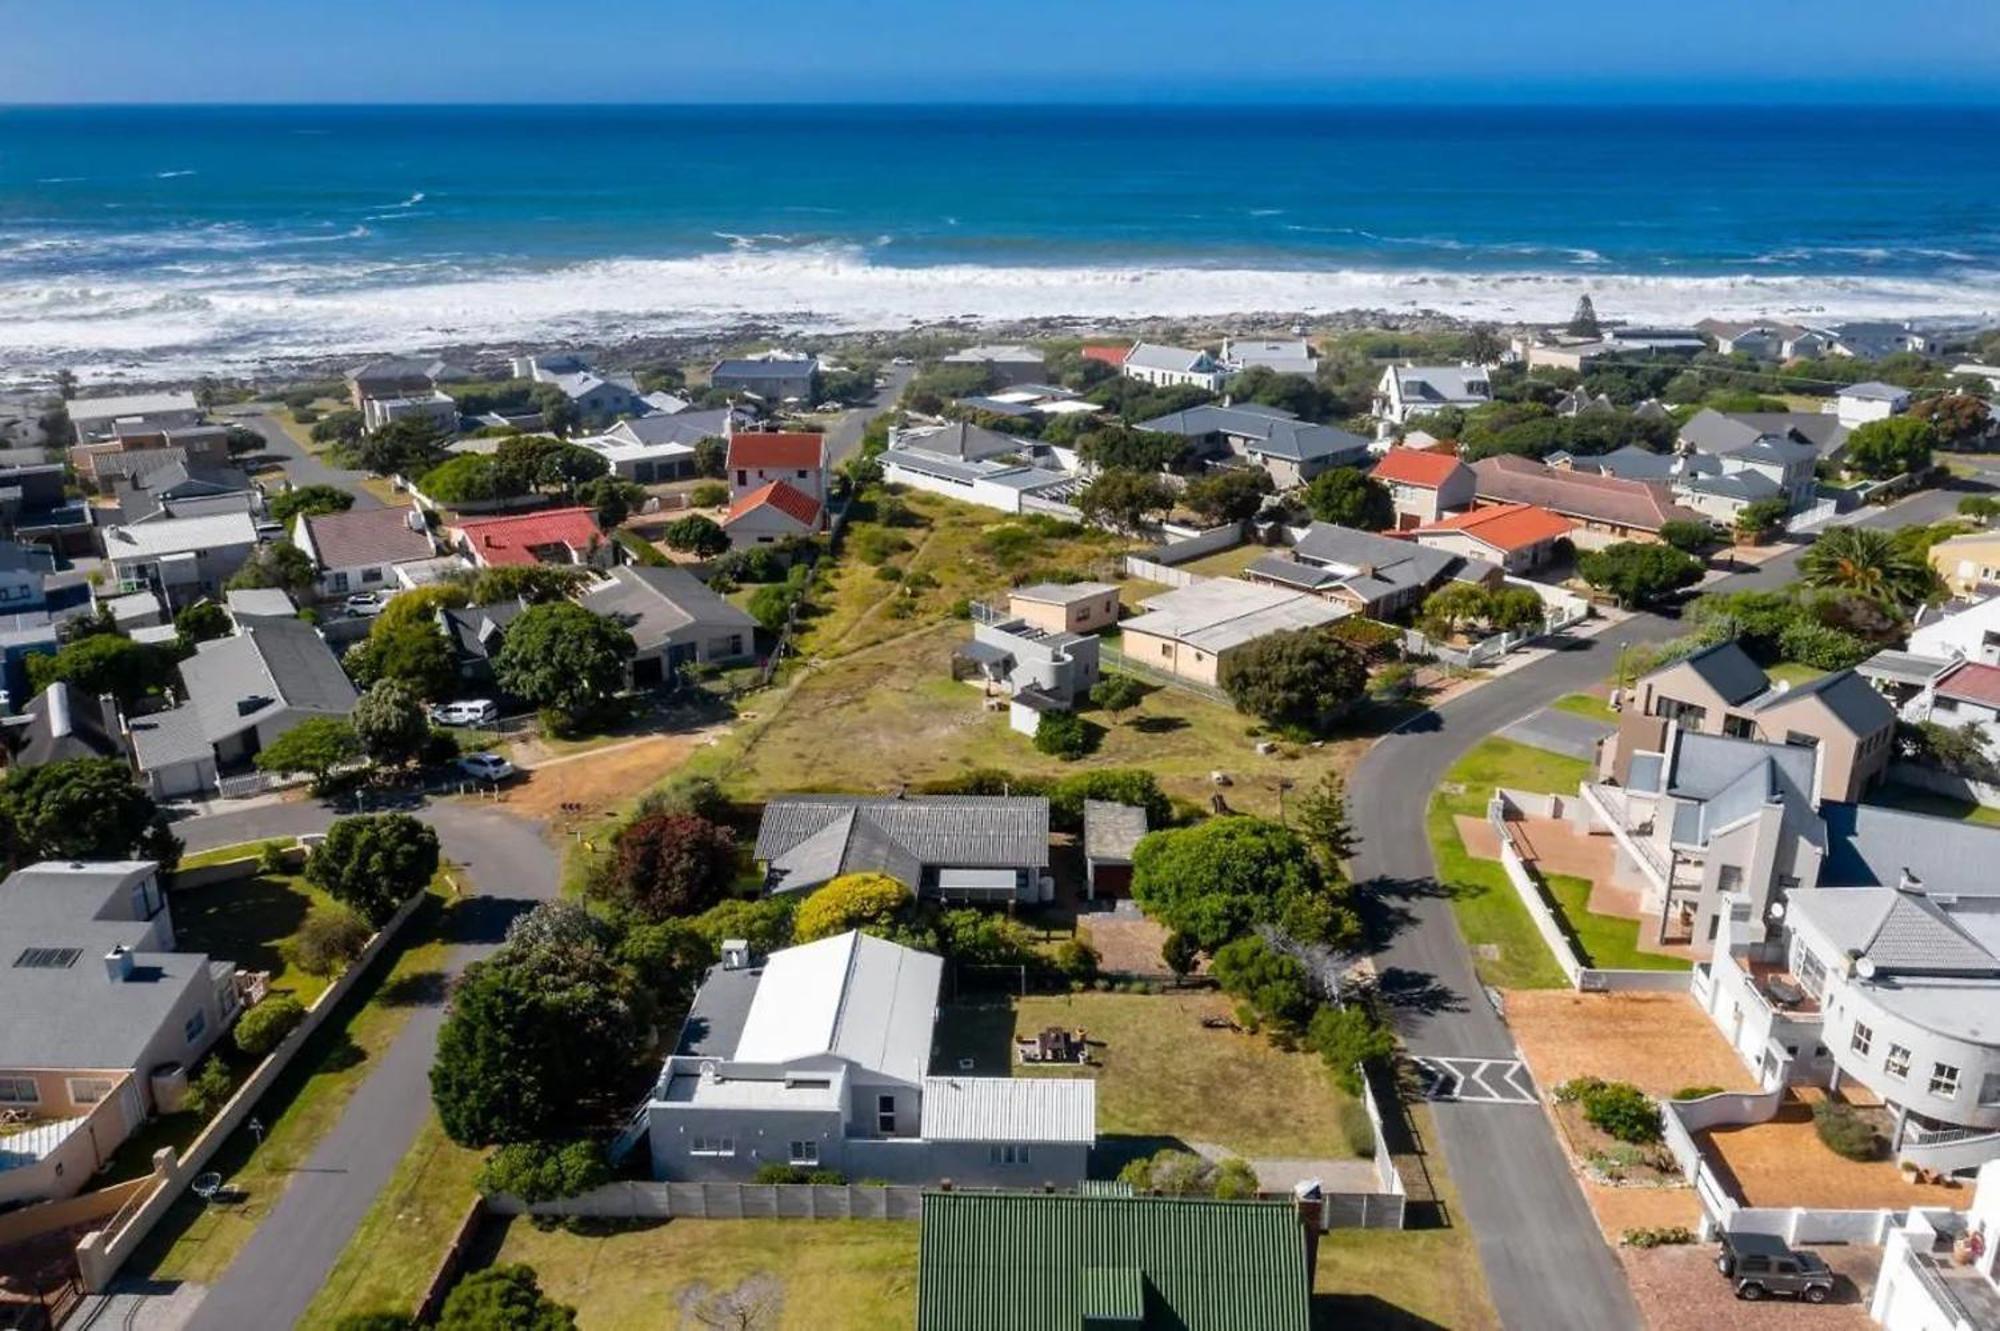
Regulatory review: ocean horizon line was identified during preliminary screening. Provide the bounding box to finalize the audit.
[7,96,2000,112]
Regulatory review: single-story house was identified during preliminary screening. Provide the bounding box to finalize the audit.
[889,420,1025,464]
[710,357,817,403]
[1121,343,1226,392]
[1246,522,1490,619]
[1082,799,1147,900]
[1928,532,2000,598]
[940,344,1046,387]
[878,446,1079,517]
[645,931,1094,1186]
[1908,659,2000,757]
[107,462,259,527]
[448,506,611,569]
[1836,381,1914,429]
[916,1188,1313,1331]
[1118,578,1348,687]
[293,505,437,599]
[754,793,1052,903]
[360,391,459,434]
[439,597,531,684]
[1373,364,1493,425]
[101,511,260,608]
[576,407,740,482]
[1371,447,1478,528]
[579,565,757,687]
[66,391,202,445]
[1136,403,1369,487]
[129,617,359,798]
[1909,594,2000,666]
[1411,502,1573,573]
[1222,337,1315,377]
[1007,581,1120,636]
[722,480,822,548]
[1469,454,1702,548]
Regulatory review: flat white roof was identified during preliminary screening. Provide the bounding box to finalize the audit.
[1123,577,1347,653]
[67,391,199,422]
[919,1076,1097,1145]
[102,511,257,559]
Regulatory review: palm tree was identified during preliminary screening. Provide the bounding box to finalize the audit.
[1797,526,1936,613]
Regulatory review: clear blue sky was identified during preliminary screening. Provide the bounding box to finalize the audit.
[9,0,2000,104]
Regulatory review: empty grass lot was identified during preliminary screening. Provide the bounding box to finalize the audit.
[1176,541,1270,579]
[933,990,1358,1165]
[1866,782,2000,827]
[487,1217,919,1331]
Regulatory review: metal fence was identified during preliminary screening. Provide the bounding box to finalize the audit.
[1096,641,1232,705]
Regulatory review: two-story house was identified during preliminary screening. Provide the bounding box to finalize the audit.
[1373,364,1493,425]
[1135,403,1369,488]
[1370,447,1478,529]
[101,511,259,609]
[953,613,1101,735]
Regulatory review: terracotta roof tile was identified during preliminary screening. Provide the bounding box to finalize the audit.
[726,480,821,529]
[1470,454,1699,532]
[453,506,603,567]
[1371,447,1469,488]
[725,431,825,471]
[1412,502,1572,553]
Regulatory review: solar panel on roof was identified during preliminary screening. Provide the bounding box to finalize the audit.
[14,946,81,969]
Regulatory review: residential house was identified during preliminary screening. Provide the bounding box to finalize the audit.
[956,383,1101,421]
[1118,578,1347,687]
[65,391,201,445]
[1121,343,1226,392]
[916,1189,1314,1331]
[889,420,1024,465]
[1602,641,1895,802]
[1371,447,1478,528]
[448,506,610,570]
[73,419,233,485]
[755,794,1051,902]
[346,356,463,410]
[1246,523,1491,619]
[723,481,823,548]
[292,506,437,600]
[101,511,259,609]
[1082,800,1147,900]
[128,617,359,798]
[1411,503,1572,573]
[579,565,758,687]
[541,370,647,424]
[1136,403,1370,487]
[1677,407,1850,473]
[1470,454,1703,547]
[1373,364,1494,425]
[710,357,818,403]
[940,344,1046,387]
[0,460,94,554]
[439,598,530,685]
[1930,533,2000,599]
[1910,595,2000,666]
[1699,803,2000,1170]
[577,407,740,482]
[1006,581,1120,636]
[1080,345,1130,367]
[1555,387,1616,417]
[224,587,297,623]
[1836,381,1913,429]
[1827,321,1926,360]
[1568,438,1817,521]
[1698,320,1825,360]
[0,539,54,616]
[1222,337,1316,377]
[0,861,243,1204]
[879,441,1080,517]
[0,682,126,771]
[645,931,1094,1185]
[1871,1160,2000,1329]
[1951,362,2000,394]
[726,430,828,508]
[360,390,459,434]
[953,615,1101,734]
[1525,327,1706,373]
[1900,660,2000,759]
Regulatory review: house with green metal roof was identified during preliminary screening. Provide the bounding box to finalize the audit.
[917,1189,1313,1331]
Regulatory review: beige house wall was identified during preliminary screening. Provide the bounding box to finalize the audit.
[1010,589,1119,636]
[1931,535,2000,597]
[1118,627,1224,686]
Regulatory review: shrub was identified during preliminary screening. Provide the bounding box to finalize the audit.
[1578,1080,1661,1144]
[1777,618,1874,671]
[1671,1084,1724,1101]
[257,839,292,875]
[234,994,307,1057]
[1209,936,1314,1035]
[753,1163,848,1185]
[1307,1004,1398,1095]
[1033,709,1093,760]
[609,812,738,921]
[436,1263,576,1331]
[1210,1157,1260,1200]
[475,1139,611,1203]
[1812,1101,1884,1161]
[691,480,729,507]
[291,904,373,976]
[1338,1099,1376,1158]
[793,872,909,943]
[183,1055,234,1119]
[1622,1226,1696,1249]
[1055,937,1099,981]
[306,813,440,927]
[1658,519,1715,554]
[1117,1148,1257,1198]
[663,515,728,557]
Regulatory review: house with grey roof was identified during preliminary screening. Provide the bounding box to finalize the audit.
[1827,321,1926,361]
[1,682,125,770]
[1121,343,1226,393]
[1222,337,1316,378]
[65,391,202,445]
[1137,403,1369,488]
[438,597,531,686]
[1570,434,1817,518]
[1677,407,1850,471]
[108,462,259,527]
[940,344,1047,388]
[129,617,360,799]
[1836,379,1914,429]
[0,860,242,1202]
[346,356,465,411]
[1117,577,1348,688]
[879,444,1080,517]
[1246,522,1493,619]
[577,406,743,481]
[1373,364,1493,425]
[710,356,818,404]
[643,930,1093,1185]
[102,511,259,610]
[579,565,757,688]
[953,614,1101,735]
[754,794,1052,904]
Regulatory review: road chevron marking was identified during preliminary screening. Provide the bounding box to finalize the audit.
[1408,1055,1539,1105]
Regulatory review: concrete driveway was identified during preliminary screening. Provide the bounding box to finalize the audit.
[1498,707,1614,761]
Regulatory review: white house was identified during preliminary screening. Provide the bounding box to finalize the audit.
[1222,338,1315,378]
[1120,343,1226,392]
[725,431,828,508]
[1373,364,1494,425]
[645,932,1094,1186]
[1837,381,1913,429]
[1870,1160,1999,1331]
[879,447,1079,517]
[1909,596,2000,667]
[940,344,1046,388]
[360,391,459,434]
[66,391,201,445]
[292,506,437,600]
[101,512,259,609]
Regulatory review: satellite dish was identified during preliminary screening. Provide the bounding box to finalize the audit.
[1855,957,1877,979]
[698,1059,721,1080]
[1768,901,1787,920]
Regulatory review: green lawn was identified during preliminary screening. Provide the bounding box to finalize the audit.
[1867,783,2000,827]
[1426,739,1585,990]
[1177,542,1268,579]
[1544,876,1689,972]
[168,866,339,1007]
[1552,692,1617,723]
[178,839,294,871]
[486,1217,919,1331]
[1765,661,1826,687]
[933,991,1358,1165]
[133,882,457,1288]
[298,1115,485,1329]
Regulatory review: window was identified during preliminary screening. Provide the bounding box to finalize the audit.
[1723,715,1756,740]
[1717,866,1743,895]
[330,571,349,593]
[1652,696,1706,729]
[735,470,747,486]
[795,469,808,479]
[1850,1022,1873,1057]
[1784,730,1820,750]
[67,1077,115,1105]
[1159,643,1171,659]
[0,1077,38,1105]
[1795,949,1827,998]
[1930,1063,1961,1099]
[876,1093,896,1134]
[788,1140,819,1166]
[184,1009,207,1045]
[1981,1073,2000,1107]
[987,1144,1031,1166]
[361,567,382,584]
[1884,1043,1911,1080]
[689,1136,736,1157]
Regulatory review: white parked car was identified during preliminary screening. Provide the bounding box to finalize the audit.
[429,699,499,727]
[457,752,516,783]
[345,591,385,617]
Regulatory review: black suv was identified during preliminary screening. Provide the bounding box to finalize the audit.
[1716,1233,1837,1303]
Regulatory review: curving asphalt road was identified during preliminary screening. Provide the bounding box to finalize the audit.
[225,408,384,509]
[1346,471,1997,1330]
[172,798,556,1331]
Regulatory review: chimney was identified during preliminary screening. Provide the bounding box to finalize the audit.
[720,938,751,971]
[104,944,134,982]
[1292,1179,1323,1277]
[1896,869,1925,896]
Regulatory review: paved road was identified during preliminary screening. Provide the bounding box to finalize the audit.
[227,409,383,509]
[822,364,912,467]
[174,797,555,1331]
[1346,473,1998,1331]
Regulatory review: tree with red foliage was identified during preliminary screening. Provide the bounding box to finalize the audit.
[610,812,738,921]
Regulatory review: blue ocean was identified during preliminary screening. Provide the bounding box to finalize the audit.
[1,103,1997,377]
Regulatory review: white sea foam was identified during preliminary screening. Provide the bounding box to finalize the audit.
[3,244,1997,381]
[154,170,197,179]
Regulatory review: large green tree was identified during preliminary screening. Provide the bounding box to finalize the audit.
[226,543,319,601]
[1130,816,1345,952]
[1181,469,1271,525]
[493,601,634,721]
[1798,525,1937,614]
[25,634,171,706]
[268,484,355,527]
[1302,467,1393,530]
[0,758,180,870]
[306,813,439,927]
[344,616,458,700]
[1576,541,1702,607]
[1842,415,1936,479]
[1217,627,1368,734]
[1077,469,1174,531]
[435,1264,576,1331]
[254,717,361,790]
[350,678,430,768]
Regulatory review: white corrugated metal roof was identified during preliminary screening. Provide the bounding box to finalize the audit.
[732,931,943,1085]
[920,1076,1097,1145]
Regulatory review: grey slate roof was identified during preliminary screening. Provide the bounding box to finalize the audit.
[1082,800,1147,864]
[1787,888,1997,975]
[1125,343,1217,375]
[126,703,211,770]
[8,683,124,767]
[712,358,815,383]
[1669,641,1772,707]
[1841,380,1908,402]
[892,420,1026,462]
[440,598,531,664]
[578,565,755,653]
[181,618,358,742]
[755,795,1050,894]
[610,407,735,447]
[1138,404,1367,465]
[1290,522,1462,601]
[674,960,763,1058]
[1857,649,1952,688]
[1749,668,1895,735]
[1820,802,2000,896]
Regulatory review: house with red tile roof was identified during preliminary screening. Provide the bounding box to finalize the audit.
[1469,454,1702,548]
[448,506,611,570]
[722,481,822,549]
[1411,502,1572,573]
[1370,447,1477,529]
[1918,660,2000,760]
[725,429,828,512]
[1080,345,1131,367]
